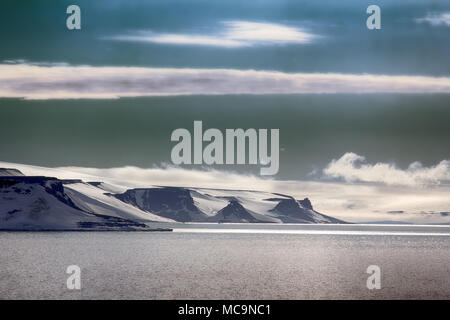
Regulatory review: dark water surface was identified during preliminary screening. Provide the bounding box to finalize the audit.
[1,225,449,299]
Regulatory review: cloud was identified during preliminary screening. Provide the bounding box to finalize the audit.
[108,21,315,47]
[0,160,273,192]
[323,152,450,186]
[60,164,270,191]
[2,63,450,99]
[416,12,450,26]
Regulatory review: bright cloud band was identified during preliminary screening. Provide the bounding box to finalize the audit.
[108,21,316,47]
[2,63,450,99]
[323,152,450,186]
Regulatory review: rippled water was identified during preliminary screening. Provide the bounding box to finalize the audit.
[1,224,450,299]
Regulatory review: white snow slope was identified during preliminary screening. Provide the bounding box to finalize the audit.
[0,162,345,229]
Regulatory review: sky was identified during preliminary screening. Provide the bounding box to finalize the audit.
[1,0,450,223]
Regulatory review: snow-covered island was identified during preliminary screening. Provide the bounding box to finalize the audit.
[0,167,346,231]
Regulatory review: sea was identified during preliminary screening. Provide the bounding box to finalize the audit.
[1,223,449,299]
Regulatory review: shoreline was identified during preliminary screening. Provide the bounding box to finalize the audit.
[0,228,173,232]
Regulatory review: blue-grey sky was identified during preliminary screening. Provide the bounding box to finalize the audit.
[1,0,450,74]
[0,0,450,181]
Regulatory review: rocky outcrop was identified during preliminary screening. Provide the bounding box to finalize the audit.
[208,199,260,223]
[0,168,24,176]
[114,187,208,222]
[0,176,153,231]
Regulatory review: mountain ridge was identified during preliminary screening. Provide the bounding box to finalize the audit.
[0,167,347,230]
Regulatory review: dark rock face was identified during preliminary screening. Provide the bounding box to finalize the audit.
[211,200,260,223]
[114,187,207,222]
[299,198,313,210]
[87,182,103,187]
[270,197,346,223]
[60,179,83,185]
[270,198,315,222]
[0,176,81,211]
[0,168,24,177]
